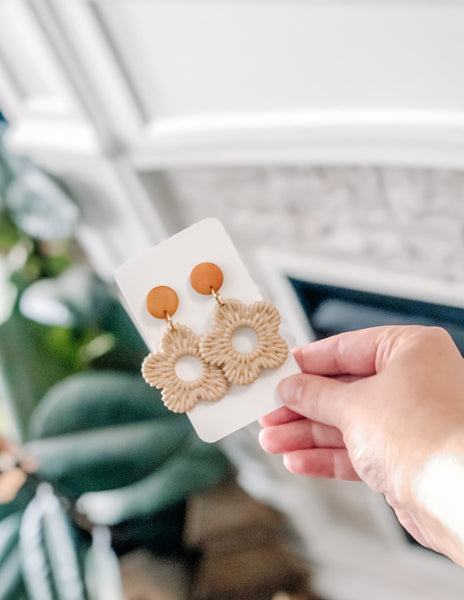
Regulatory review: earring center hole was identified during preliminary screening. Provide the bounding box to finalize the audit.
[175,355,202,381]
[232,327,258,354]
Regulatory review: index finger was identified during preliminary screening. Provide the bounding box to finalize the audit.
[293,326,399,376]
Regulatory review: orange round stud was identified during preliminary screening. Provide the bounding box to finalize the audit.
[190,262,224,295]
[146,286,179,319]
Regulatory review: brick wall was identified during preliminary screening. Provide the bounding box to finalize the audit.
[162,167,464,282]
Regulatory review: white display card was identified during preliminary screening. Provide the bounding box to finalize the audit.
[115,218,299,442]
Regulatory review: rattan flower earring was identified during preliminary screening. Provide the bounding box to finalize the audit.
[190,263,288,386]
[141,285,229,413]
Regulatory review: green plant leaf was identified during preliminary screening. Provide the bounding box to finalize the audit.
[0,544,23,600]
[0,512,21,565]
[5,169,78,241]
[91,300,148,372]
[85,527,123,600]
[0,508,25,600]
[38,484,85,600]
[76,437,232,526]
[0,479,35,522]
[0,214,21,254]
[0,125,29,184]
[0,156,10,197]
[23,419,190,495]
[19,495,55,600]
[0,254,17,324]
[19,266,111,329]
[0,312,72,440]
[29,371,177,440]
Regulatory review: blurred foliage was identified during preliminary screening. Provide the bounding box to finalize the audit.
[0,126,233,599]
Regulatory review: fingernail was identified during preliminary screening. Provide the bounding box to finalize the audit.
[291,346,303,369]
[278,376,302,407]
[258,429,269,453]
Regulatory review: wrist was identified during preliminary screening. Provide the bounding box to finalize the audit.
[411,446,464,565]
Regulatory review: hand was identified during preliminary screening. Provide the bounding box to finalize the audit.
[259,326,464,564]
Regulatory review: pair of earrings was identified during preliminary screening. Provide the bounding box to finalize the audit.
[142,262,288,413]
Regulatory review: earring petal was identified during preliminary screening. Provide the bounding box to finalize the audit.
[200,298,288,385]
[142,323,229,413]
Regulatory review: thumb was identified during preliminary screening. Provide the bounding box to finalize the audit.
[278,373,352,431]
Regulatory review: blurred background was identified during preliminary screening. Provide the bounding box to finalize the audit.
[1,1,464,599]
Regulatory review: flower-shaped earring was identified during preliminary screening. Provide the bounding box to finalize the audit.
[141,285,229,412]
[190,263,288,386]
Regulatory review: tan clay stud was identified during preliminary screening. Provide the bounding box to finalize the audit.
[146,286,179,319]
[190,262,224,295]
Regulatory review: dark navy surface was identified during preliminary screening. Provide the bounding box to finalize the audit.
[289,277,464,355]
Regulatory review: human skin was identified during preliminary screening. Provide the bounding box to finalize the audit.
[259,326,464,566]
